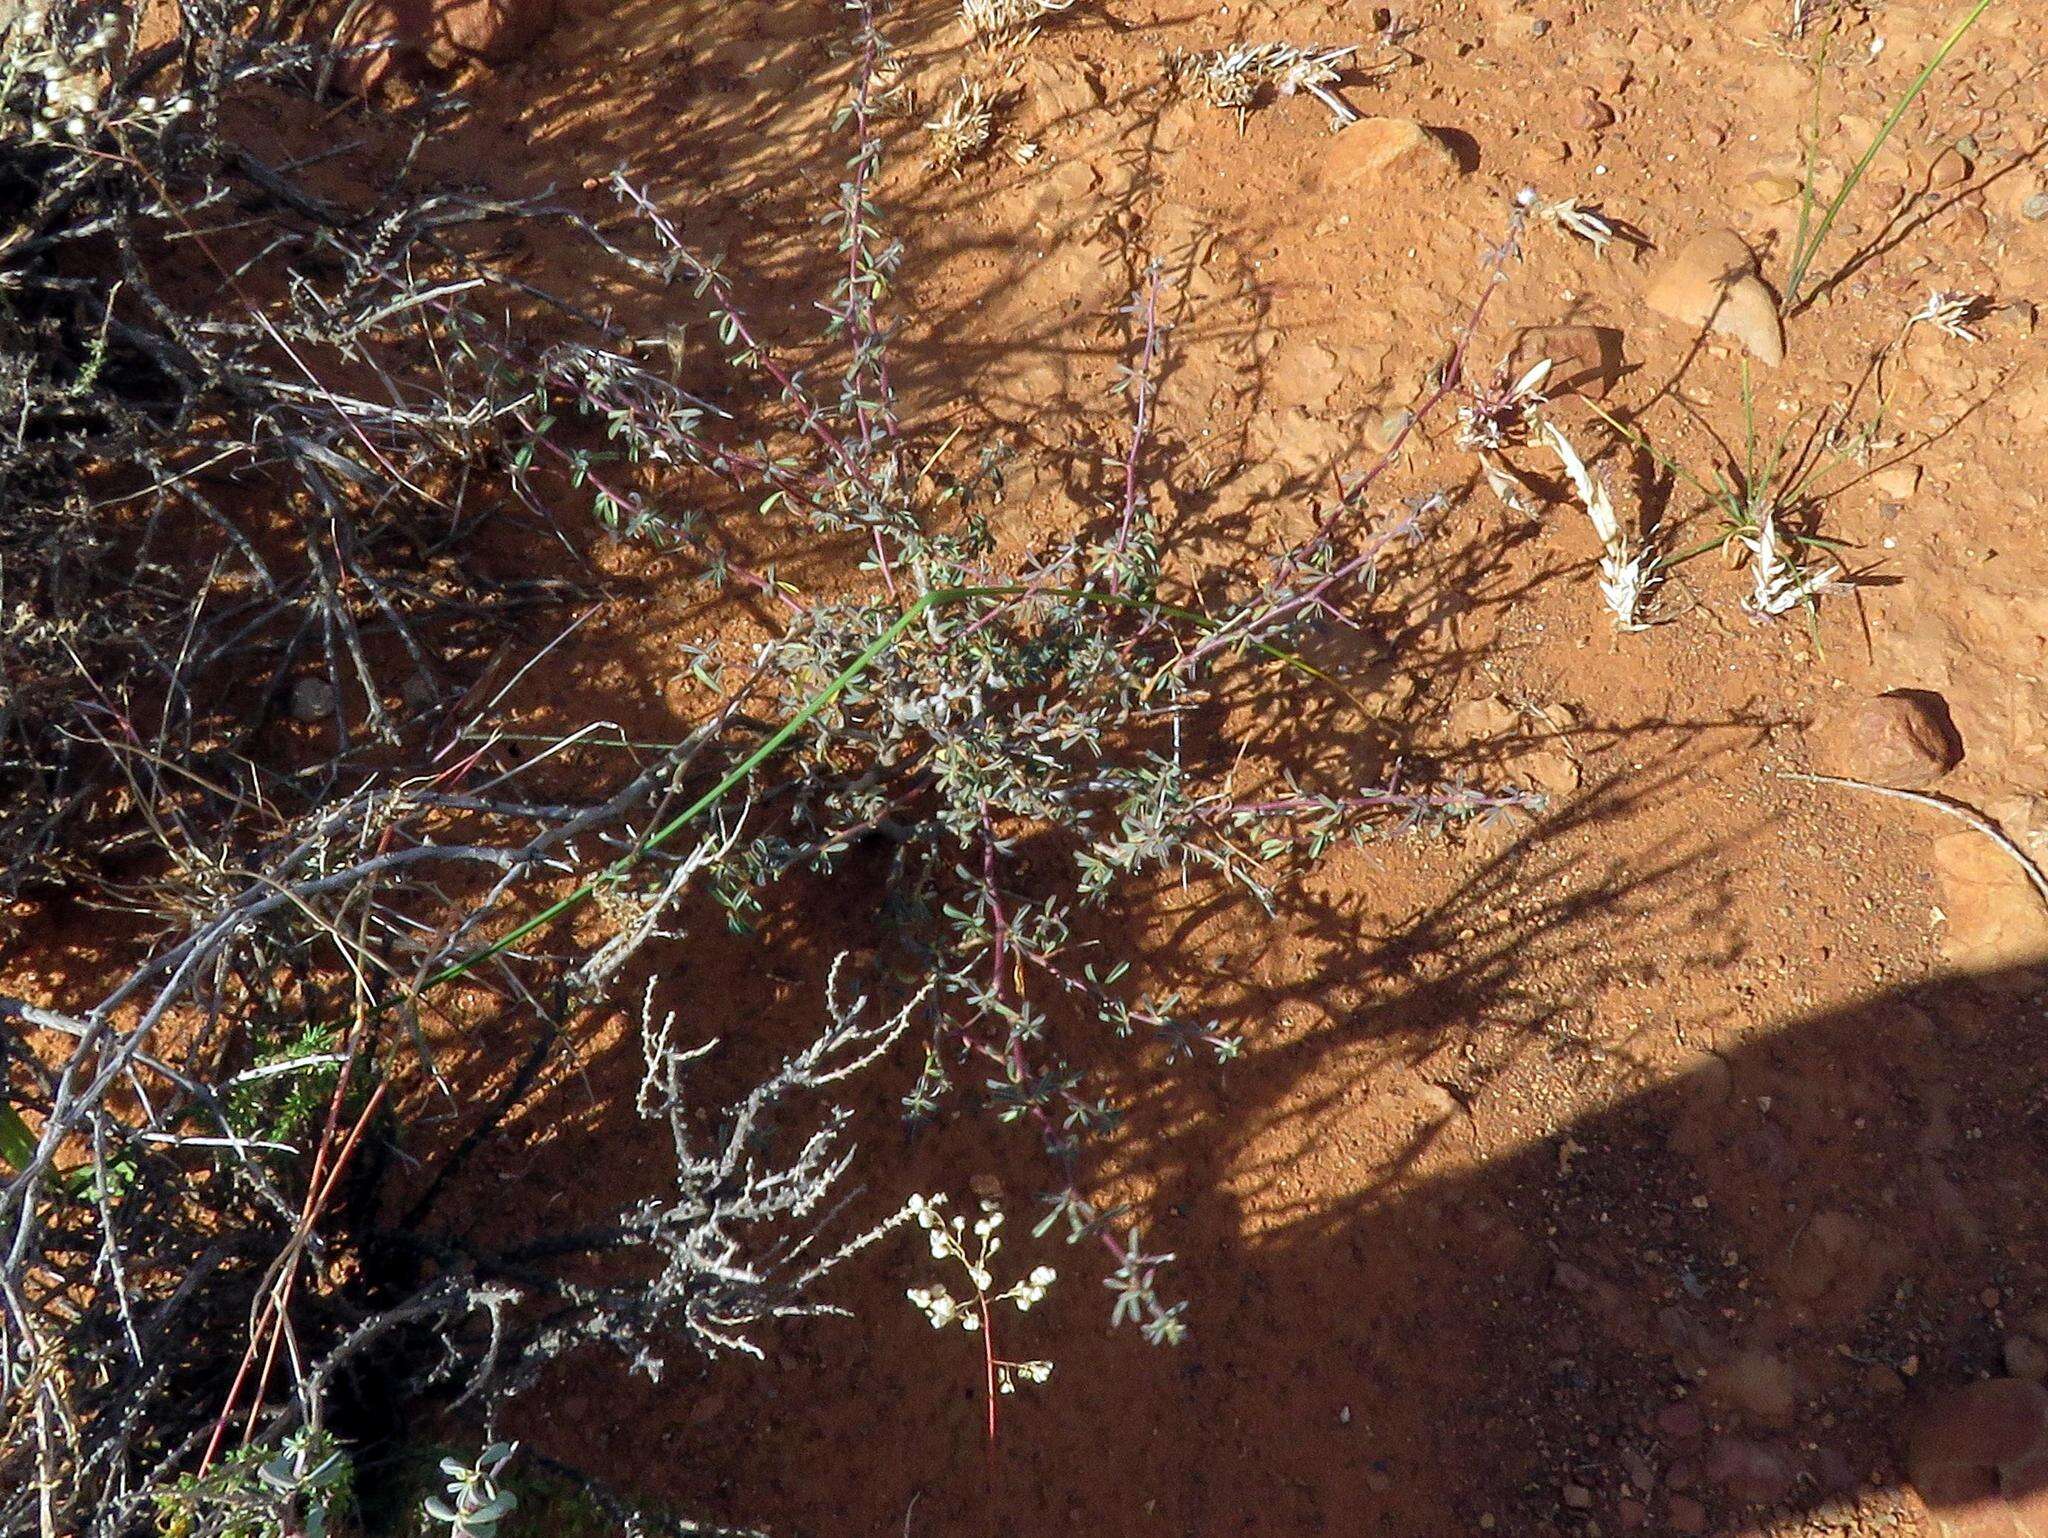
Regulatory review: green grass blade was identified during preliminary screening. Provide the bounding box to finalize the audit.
[426,583,1330,987]
[0,1102,36,1173]
[1782,0,1996,312]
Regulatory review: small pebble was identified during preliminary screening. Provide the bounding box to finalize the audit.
[1563,1483,1594,1510]
[1570,88,1615,131]
[1668,1495,1707,1534]
[1656,1402,1704,1440]
[289,676,337,722]
[2007,1335,2048,1381]
[2023,192,2048,221]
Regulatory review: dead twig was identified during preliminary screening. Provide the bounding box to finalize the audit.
[1781,771,2048,910]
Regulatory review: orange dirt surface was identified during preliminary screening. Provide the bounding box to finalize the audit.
[418,0,2048,1533]
[26,0,2048,1534]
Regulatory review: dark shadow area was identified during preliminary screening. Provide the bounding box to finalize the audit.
[282,9,2048,1538]
[370,730,2047,1537]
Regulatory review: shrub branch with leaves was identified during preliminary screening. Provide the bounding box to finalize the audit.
[0,0,1548,1532]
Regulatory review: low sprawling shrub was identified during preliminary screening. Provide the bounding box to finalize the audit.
[0,4,1535,1533]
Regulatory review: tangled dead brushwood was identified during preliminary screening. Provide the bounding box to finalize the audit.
[0,3,1543,1534]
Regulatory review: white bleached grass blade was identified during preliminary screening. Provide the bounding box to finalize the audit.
[1542,422,1653,630]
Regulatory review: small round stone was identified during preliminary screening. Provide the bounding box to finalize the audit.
[1812,690,1964,787]
[289,676,337,722]
[2005,1336,2048,1382]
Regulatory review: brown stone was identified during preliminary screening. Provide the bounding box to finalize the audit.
[1657,1401,1705,1440]
[1747,170,1804,206]
[1704,1436,1794,1503]
[1707,1350,1800,1426]
[333,0,558,91]
[1908,1379,2048,1538]
[1668,1495,1708,1533]
[1319,117,1463,189]
[1571,87,1616,130]
[1928,147,1975,189]
[2008,1337,2048,1383]
[1812,690,1963,787]
[1777,1209,1866,1302]
[1643,229,1784,367]
[1509,325,1625,400]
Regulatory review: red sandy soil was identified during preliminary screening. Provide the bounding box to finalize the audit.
[416,0,2048,1534]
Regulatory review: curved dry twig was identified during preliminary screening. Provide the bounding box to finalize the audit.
[1781,770,2048,910]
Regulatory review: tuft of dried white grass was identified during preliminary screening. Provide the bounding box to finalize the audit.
[1908,289,1991,342]
[1741,510,1843,620]
[925,79,994,174]
[960,0,1074,44]
[1171,43,1366,128]
[1526,192,1615,258]
[1543,422,1653,631]
[1457,358,1551,452]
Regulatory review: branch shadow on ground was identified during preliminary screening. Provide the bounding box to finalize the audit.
[384,720,2048,1538]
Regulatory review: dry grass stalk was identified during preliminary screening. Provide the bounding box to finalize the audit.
[1742,509,1843,620]
[1543,422,1653,630]
[960,0,1073,44]
[925,78,994,173]
[1172,43,1366,128]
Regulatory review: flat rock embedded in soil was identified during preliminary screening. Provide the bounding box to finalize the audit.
[1706,1349,1800,1426]
[1318,116,1463,188]
[1931,830,2048,978]
[1704,1436,1796,1503]
[1508,325,1624,399]
[1642,228,1785,366]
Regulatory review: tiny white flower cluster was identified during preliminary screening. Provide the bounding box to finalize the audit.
[5,8,193,144]
[997,1357,1053,1394]
[902,1193,1058,1388]
[906,1281,969,1329]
